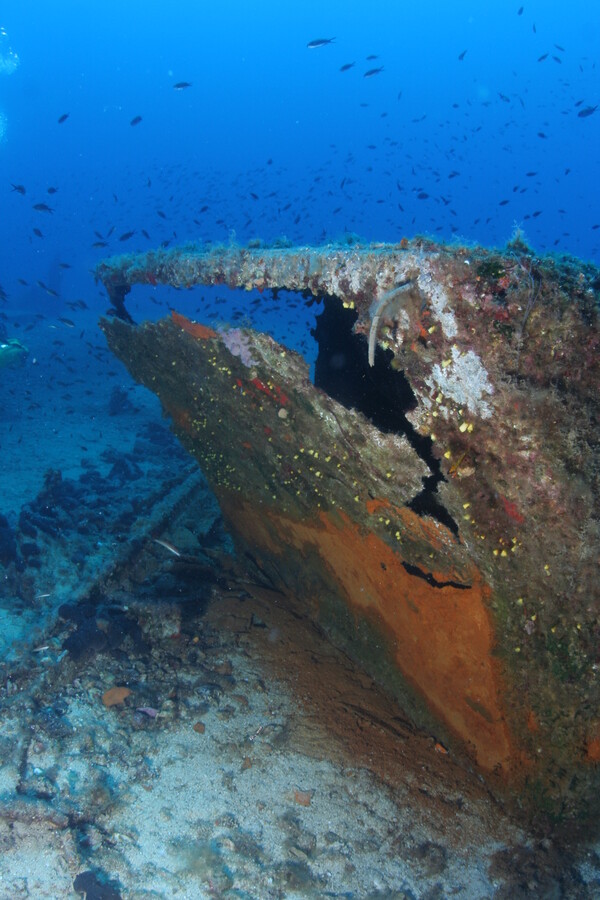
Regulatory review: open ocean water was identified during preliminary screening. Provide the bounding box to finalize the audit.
[1,2,600,897]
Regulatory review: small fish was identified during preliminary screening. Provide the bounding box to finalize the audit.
[173,81,192,89]
[458,49,467,61]
[307,37,335,49]
[366,54,379,60]
[47,186,58,194]
[119,230,136,241]
[364,66,384,78]
[136,707,158,718]
[33,228,44,238]
[517,6,524,15]
[36,280,59,297]
[339,62,355,72]
[11,183,26,194]
[33,202,54,213]
[59,317,75,327]
[130,115,143,126]
[537,53,548,62]
[57,113,69,124]
[92,240,108,248]
[153,537,181,557]
[578,105,597,118]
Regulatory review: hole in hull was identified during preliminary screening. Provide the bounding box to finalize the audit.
[312,296,458,535]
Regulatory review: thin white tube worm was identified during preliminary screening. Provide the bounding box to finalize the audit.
[368,279,415,367]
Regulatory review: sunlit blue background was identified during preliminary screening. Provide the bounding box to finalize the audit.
[0,0,598,332]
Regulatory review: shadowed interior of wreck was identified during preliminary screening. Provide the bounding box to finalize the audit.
[311,295,458,535]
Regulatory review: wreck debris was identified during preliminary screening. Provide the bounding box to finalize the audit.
[97,237,600,827]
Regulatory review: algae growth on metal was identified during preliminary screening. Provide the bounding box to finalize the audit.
[97,236,600,827]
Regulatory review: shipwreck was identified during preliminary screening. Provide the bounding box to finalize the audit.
[96,236,600,826]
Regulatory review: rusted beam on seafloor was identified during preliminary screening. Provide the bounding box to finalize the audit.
[97,237,600,828]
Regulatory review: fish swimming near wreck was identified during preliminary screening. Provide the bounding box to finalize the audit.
[364,66,384,77]
[307,37,335,49]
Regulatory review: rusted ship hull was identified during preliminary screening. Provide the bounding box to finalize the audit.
[98,238,600,825]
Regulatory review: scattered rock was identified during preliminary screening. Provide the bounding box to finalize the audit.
[0,513,17,566]
[73,869,123,900]
[294,788,313,807]
[102,686,132,707]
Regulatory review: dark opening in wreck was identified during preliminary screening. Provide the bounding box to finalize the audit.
[312,295,458,535]
[107,279,459,537]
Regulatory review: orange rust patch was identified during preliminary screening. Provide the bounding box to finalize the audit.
[219,497,517,775]
[171,309,217,340]
[365,497,395,516]
[585,736,600,763]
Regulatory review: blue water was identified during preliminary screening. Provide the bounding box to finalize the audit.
[1,5,600,894]
[0,0,596,397]
[1,1,599,309]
